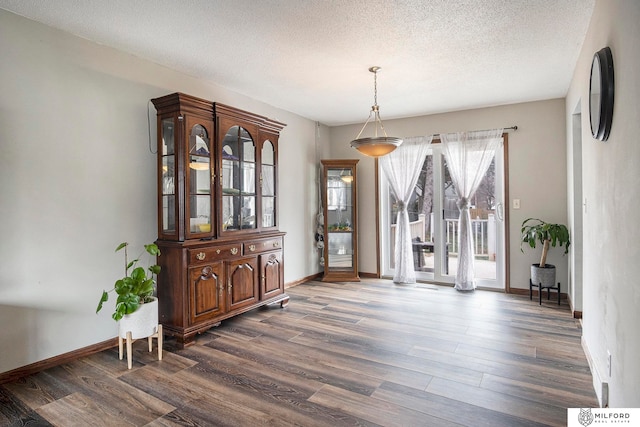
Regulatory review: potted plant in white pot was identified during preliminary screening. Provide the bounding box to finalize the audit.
[520,218,570,288]
[96,242,162,368]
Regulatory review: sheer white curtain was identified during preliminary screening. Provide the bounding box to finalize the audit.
[441,129,503,291]
[380,136,433,283]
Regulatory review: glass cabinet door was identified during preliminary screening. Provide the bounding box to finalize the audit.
[261,139,276,228]
[321,159,359,282]
[221,125,257,232]
[186,118,213,238]
[160,117,177,238]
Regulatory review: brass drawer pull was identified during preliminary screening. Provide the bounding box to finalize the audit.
[196,252,206,261]
[216,249,221,254]
[230,247,238,255]
[249,244,256,252]
[273,241,280,248]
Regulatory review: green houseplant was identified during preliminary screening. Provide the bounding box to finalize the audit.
[520,218,570,288]
[96,242,161,321]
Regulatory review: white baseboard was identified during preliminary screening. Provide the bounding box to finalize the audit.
[582,335,609,407]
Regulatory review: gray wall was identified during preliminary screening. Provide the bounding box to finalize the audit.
[565,0,640,408]
[0,9,322,374]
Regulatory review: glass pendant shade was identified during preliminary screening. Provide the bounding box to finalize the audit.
[351,136,402,157]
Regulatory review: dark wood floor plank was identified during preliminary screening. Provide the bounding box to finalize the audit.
[309,383,463,427]
[479,373,598,409]
[120,364,307,427]
[409,343,594,397]
[201,333,384,396]
[426,376,568,427]
[212,319,434,392]
[158,396,301,427]
[0,384,52,426]
[1,371,73,411]
[36,392,139,427]
[372,380,550,427]
[454,342,595,391]
[175,357,381,427]
[40,359,175,425]
[288,332,484,387]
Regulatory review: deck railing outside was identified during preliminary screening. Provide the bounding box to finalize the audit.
[445,214,496,259]
[389,213,497,264]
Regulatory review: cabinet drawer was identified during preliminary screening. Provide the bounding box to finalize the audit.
[244,237,283,255]
[188,244,241,264]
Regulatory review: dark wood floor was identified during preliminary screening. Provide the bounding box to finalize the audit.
[0,279,597,426]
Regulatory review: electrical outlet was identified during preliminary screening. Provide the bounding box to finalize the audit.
[513,199,521,209]
[607,350,612,377]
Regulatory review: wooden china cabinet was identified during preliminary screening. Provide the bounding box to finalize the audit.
[321,159,360,282]
[151,93,288,348]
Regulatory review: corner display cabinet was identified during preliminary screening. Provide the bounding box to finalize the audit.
[152,93,288,348]
[321,159,360,282]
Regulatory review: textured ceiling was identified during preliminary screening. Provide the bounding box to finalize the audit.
[0,0,594,126]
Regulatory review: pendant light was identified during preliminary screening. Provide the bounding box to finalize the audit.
[350,66,402,157]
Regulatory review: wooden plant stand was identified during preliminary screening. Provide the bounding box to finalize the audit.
[118,324,163,369]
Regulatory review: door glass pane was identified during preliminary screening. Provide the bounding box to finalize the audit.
[262,196,275,227]
[162,156,175,195]
[241,196,256,229]
[222,158,239,192]
[326,168,354,271]
[443,157,496,280]
[242,163,256,194]
[242,127,255,162]
[262,164,274,196]
[161,119,174,155]
[222,195,237,231]
[189,124,210,155]
[443,157,458,276]
[261,140,276,228]
[327,232,353,268]
[189,195,211,233]
[327,170,353,231]
[223,127,240,160]
[389,154,436,271]
[472,158,497,280]
[188,124,211,234]
[222,126,256,231]
[262,141,274,165]
[161,118,176,234]
[162,195,175,233]
[190,156,210,186]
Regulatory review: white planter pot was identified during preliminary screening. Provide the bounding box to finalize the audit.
[118,297,158,339]
[531,264,556,288]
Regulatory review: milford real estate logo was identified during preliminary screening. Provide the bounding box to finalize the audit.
[569,408,636,426]
[579,408,594,426]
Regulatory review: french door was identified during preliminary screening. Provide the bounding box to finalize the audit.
[380,142,507,289]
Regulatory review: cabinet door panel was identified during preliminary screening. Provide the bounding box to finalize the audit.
[185,116,214,240]
[219,118,259,234]
[227,257,259,311]
[189,263,224,324]
[259,132,278,230]
[260,251,283,299]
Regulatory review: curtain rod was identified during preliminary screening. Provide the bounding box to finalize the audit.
[431,125,518,140]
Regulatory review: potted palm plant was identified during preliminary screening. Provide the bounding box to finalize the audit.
[520,218,570,288]
[96,242,161,339]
